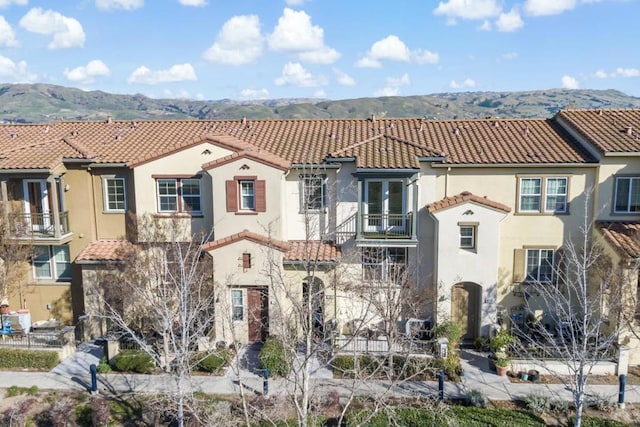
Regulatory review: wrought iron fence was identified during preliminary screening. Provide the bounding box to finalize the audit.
[333,336,432,355]
[0,331,68,348]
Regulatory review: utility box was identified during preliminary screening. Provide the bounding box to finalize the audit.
[437,337,449,358]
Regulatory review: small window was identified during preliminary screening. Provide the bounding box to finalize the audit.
[239,181,255,211]
[242,253,251,269]
[33,245,71,281]
[301,175,326,211]
[525,248,554,283]
[104,177,126,211]
[459,225,476,249]
[361,247,407,282]
[231,289,244,321]
[614,177,640,213]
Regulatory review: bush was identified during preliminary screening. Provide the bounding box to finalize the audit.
[6,385,38,397]
[465,389,487,408]
[258,337,289,377]
[112,350,155,374]
[570,415,632,427]
[193,350,231,373]
[97,356,111,374]
[523,392,551,414]
[331,355,355,375]
[587,393,616,413]
[0,348,59,370]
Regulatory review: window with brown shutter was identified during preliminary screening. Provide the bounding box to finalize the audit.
[226,176,267,213]
[242,253,251,269]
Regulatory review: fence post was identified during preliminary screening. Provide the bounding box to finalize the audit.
[263,368,269,396]
[90,364,98,394]
[619,374,627,409]
[438,371,445,402]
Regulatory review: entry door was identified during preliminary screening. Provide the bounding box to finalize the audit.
[364,180,405,232]
[247,288,268,342]
[451,283,480,341]
[24,180,51,231]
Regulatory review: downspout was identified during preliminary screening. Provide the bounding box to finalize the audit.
[445,167,451,198]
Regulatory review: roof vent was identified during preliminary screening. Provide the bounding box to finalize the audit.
[43,125,50,134]
[241,116,247,125]
[70,127,78,137]
[454,127,461,136]
[106,115,113,124]
[370,114,376,123]
[494,121,501,129]
[627,126,634,136]
[598,109,604,116]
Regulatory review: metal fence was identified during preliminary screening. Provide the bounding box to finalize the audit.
[334,336,433,355]
[0,331,68,348]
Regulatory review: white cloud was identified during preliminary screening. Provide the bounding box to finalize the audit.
[434,0,502,22]
[267,8,339,64]
[274,62,326,87]
[0,16,18,47]
[450,78,477,89]
[495,8,524,31]
[313,89,326,98]
[203,15,263,65]
[64,59,110,84]
[285,0,306,5]
[500,52,519,60]
[127,63,197,84]
[334,69,355,86]
[594,70,608,78]
[374,73,411,97]
[0,0,28,8]
[178,0,206,6]
[524,0,576,16]
[612,67,640,78]
[357,35,438,68]
[95,0,143,11]
[240,88,269,99]
[561,75,580,89]
[0,55,36,81]
[19,8,85,49]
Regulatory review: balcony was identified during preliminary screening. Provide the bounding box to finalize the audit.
[335,212,416,245]
[7,211,71,241]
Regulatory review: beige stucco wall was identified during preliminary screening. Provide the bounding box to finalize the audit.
[595,156,640,221]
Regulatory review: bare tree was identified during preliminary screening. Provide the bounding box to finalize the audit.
[513,191,639,427]
[0,206,33,312]
[92,216,218,427]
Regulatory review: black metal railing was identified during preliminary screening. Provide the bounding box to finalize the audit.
[361,212,413,239]
[7,211,70,238]
[0,331,69,348]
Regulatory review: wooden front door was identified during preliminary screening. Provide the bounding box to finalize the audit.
[24,180,51,230]
[451,282,480,341]
[247,288,268,342]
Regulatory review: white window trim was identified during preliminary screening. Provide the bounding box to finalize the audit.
[33,245,71,281]
[614,176,640,214]
[544,177,568,214]
[459,225,476,249]
[231,289,245,321]
[239,180,256,211]
[301,174,326,212]
[525,248,554,283]
[103,177,126,212]
[518,177,542,213]
[156,178,202,214]
[518,176,569,214]
[361,247,407,282]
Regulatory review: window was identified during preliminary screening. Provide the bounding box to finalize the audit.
[300,175,326,211]
[518,176,568,213]
[231,289,244,321]
[226,177,266,213]
[525,248,554,283]
[240,181,255,210]
[614,177,640,213]
[361,247,407,282]
[33,245,71,281]
[156,178,201,214]
[242,253,251,269]
[459,225,476,249]
[104,177,126,211]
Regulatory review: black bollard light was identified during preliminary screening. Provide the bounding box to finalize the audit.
[619,374,627,409]
[263,368,269,396]
[90,363,98,393]
[438,371,445,402]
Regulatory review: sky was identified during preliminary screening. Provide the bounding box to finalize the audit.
[0,0,637,101]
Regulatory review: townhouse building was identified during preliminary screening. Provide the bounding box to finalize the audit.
[0,109,638,361]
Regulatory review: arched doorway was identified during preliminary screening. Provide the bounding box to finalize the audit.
[451,282,481,342]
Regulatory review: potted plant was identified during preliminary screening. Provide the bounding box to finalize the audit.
[495,357,509,376]
[490,328,516,359]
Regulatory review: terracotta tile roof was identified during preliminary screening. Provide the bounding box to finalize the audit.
[284,241,341,263]
[596,221,640,259]
[0,115,596,170]
[557,109,640,154]
[202,149,290,171]
[76,239,133,262]
[202,229,290,252]
[0,139,90,170]
[427,191,511,213]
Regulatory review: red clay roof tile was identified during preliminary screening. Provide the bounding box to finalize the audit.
[558,109,640,154]
[284,241,341,263]
[202,229,290,252]
[76,239,133,262]
[427,191,511,213]
[596,221,640,259]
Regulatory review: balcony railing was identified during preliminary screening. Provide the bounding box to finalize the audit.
[7,211,70,239]
[334,212,414,243]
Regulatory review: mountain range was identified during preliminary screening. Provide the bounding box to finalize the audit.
[1,83,640,123]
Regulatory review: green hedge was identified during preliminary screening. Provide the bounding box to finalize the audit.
[348,406,547,427]
[569,416,635,427]
[0,348,59,370]
[332,354,453,380]
[192,350,232,373]
[258,337,290,377]
[112,350,155,374]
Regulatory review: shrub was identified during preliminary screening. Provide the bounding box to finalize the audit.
[331,355,355,376]
[0,348,59,370]
[570,415,632,427]
[587,393,616,413]
[6,385,38,397]
[523,392,551,414]
[550,399,569,414]
[435,320,463,349]
[112,350,155,374]
[192,350,231,373]
[258,337,289,377]
[465,389,487,408]
[97,357,111,374]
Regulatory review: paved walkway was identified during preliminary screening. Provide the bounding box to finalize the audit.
[1,343,639,405]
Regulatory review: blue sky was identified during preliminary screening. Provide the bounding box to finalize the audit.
[0,0,638,101]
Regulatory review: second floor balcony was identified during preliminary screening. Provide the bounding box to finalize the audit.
[335,212,416,244]
[8,211,71,240]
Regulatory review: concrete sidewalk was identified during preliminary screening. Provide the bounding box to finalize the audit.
[0,343,639,405]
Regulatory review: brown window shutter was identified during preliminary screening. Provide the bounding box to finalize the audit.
[225,180,237,212]
[256,180,266,212]
[513,248,525,283]
[242,253,251,269]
